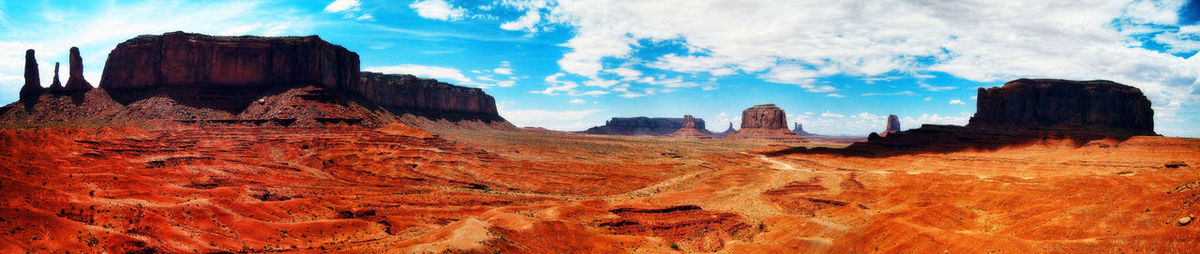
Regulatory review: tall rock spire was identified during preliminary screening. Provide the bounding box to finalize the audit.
[18,49,43,102]
[48,62,64,94]
[63,47,93,93]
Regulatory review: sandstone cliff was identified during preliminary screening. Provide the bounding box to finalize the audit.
[725,104,802,141]
[357,72,505,123]
[669,115,711,138]
[967,79,1154,136]
[582,117,708,136]
[99,31,359,90]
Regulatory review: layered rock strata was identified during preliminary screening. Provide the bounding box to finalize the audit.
[725,104,803,141]
[357,72,505,123]
[967,79,1154,136]
[582,117,709,136]
[99,31,360,90]
[669,115,711,138]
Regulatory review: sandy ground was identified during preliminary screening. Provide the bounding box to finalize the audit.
[1,124,1197,253]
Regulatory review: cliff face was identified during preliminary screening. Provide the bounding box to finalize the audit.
[99,31,360,90]
[357,72,503,122]
[669,115,711,138]
[726,104,802,141]
[582,117,708,136]
[967,79,1154,136]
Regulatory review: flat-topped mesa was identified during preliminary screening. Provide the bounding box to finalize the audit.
[63,47,93,93]
[18,49,42,102]
[99,31,360,90]
[966,79,1155,136]
[582,117,708,136]
[356,72,504,122]
[726,104,802,141]
[48,62,64,94]
[669,115,711,138]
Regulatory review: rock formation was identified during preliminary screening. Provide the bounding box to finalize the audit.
[967,79,1154,136]
[582,117,709,136]
[100,31,359,90]
[48,62,64,94]
[357,72,505,122]
[793,122,815,136]
[879,114,901,137]
[18,49,42,102]
[792,79,1159,157]
[715,122,736,137]
[725,104,802,141]
[669,115,711,138]
[63,47,93,93]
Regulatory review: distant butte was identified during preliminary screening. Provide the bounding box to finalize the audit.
[725,104,803,142]
[669,115,712,138]
[582,116,710,136]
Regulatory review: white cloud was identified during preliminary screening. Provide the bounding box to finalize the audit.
[923,97,932,101]
[493,67,514,75]
[498,105,600,131]
[793,111,972,136]
[410,0,467,21]
[497,0,1200,129]
[500,9,542,31]
[324,0,361,13]
[365,64,473,84]
[826,93,845,98]
[949,99,966,105]
[862,91,916,96]
[918,82,956,91]
[569,98,585,104]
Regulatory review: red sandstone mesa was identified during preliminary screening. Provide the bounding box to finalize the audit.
[967,79,1155,136]
[725,104,803,141]
[669,115,711,138]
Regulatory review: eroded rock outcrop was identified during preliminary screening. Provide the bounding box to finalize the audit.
[18,50,42,102]
[582,117,708,136]
[789,79,1159,157]
[879,114,901,137]
[669,115,711,138]
[967,79,1154,136]
[356,72,504,123]
[793,122,815,136]
[63,47,93,93]
[716,122,736,137]
[725,104,802,141]
[100,31,360,90]
[48,62,64,94]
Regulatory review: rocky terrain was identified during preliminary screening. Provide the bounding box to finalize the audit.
[582,116,710,136]
[668,115,711,138]
[725,104,803,142]
[0,32,511,129]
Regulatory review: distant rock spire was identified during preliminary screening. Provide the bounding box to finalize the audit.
[881,114,901,137]
[63,47,93,93]
[48,62,64,94]
[18,49,43,102]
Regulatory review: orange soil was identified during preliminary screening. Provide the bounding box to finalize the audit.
[1,125,1198,253]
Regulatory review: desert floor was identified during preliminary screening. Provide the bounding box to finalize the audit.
[1,124,1197,253]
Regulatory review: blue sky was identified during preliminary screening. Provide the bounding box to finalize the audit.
[1,0,1198,137]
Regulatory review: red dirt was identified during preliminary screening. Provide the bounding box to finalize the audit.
[2,125,1198,252]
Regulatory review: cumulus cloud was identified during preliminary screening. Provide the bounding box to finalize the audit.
[410,0,467,21]
[498,104,600,130]
[949,99,966,105]
[325,0,373,20]
[569,98,585,104]
[365,64,473,84]
[497,0,1200,126]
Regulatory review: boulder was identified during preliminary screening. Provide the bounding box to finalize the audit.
[48,62,64,94]
[881,114,900,137]
[669,115,711,138]
[63,47,93,93]
[967,79,1155,136]
[356,72,505,122]
[18,49,42,102]
[725,104,802,141]
[1180,215,1193,226]
[99,31,360,90]
[582,117,709,136]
